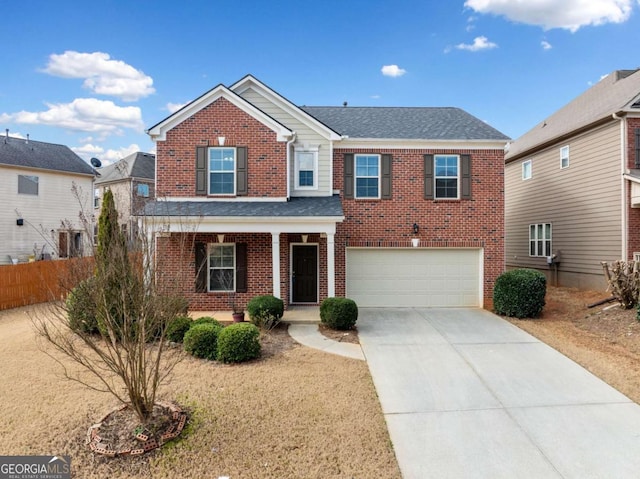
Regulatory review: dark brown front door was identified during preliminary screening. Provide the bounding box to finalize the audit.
[292,245,318,303]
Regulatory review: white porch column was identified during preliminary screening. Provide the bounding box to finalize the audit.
[327,232,336,298]
[271,232,281,299]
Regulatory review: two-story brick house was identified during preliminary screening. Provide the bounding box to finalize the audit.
[144,76,508,311]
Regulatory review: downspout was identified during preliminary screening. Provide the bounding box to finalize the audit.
[612,112,627,259]
[286,132,297,200]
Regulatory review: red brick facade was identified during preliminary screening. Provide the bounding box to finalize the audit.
[156,97,287,198]
[627,118,640,259]
[333,148,504,309]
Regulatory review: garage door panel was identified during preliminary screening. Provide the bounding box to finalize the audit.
[346,248,481,307]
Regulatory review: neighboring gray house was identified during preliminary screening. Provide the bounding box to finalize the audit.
[0,134,95,263]
[505,69,640,290]
[95,151,155,241]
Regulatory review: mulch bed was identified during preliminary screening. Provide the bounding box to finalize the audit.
[318,323,359,344]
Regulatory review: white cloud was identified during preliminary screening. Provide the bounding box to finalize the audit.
[166,102,188,113]
[541,40,553,49]
[72,143,141,165]
[455,36,498,51]
[3,98,144,138]
[381,65,407,77]
[44,51,155,101]
[465,0,635,32]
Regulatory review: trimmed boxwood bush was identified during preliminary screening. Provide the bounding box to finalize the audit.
[166,315,192,343]
[320,297,358,330]
[191,316,222,328]
[183,323,223,360]
[247,295,284,329]
[493,268,547,319]
[217,323,261,363]
[67,278,99,334]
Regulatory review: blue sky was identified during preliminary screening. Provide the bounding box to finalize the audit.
[1,0,639,164]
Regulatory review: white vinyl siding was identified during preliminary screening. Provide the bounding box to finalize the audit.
[346,248,481,307]
[238,87,331,197]
[505,121,622,282]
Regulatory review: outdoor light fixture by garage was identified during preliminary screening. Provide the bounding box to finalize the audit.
[16,218,24,226]
[413,223,419,234]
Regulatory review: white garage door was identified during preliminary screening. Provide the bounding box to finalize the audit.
[346,248,482,307]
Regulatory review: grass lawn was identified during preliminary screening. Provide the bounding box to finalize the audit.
[0,305,401,478]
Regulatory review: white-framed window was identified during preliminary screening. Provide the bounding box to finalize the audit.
[522,160,532,180]
[560,145,570,169]
[209,147,236,195]
[355,154,380,198]
[295,148,318,189]
[137,183,150,197]
[434,154,459,199]
[94,188,100,208]
[529,223,552,257]
[18,175,39,195]
[634,252,640,262]
[208,243,236,291]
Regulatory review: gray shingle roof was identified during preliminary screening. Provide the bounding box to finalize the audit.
[143,195,344,218]
[0,135,94,175]
[506,69,640,161]
[301,106,509,141]
[96,152,155,184]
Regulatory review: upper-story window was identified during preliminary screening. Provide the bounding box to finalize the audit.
[434,155,459,199]
[522,159,532,180]
[137,183,150,197]
[560,145,570,169]
[209,148,236,195]
[18,175,39,195]
[355,154,380,199]
[94,188,100,208]
[295,148,318,190]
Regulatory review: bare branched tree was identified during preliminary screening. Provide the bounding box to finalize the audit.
[33,187,196,423]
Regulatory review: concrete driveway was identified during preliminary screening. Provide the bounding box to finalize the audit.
[358,308,640,479]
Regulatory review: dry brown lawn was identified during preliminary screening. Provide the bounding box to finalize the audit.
[0,306,400,478]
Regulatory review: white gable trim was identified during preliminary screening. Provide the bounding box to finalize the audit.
[231,75,342,141]
[147,84,292,142]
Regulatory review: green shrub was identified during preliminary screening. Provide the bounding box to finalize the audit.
[493,269,547,319]
[320,297,358,330]
[67,278,99,334]
[183,323,223,360]
[217,323,261,363]
[166,315,193,343]
[191,316,222,328]
[247,295,284,330]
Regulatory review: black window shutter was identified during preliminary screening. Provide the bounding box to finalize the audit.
[461,154,472,200]
[235,243,248,293]
[381,154,392,199]
[196,146,207,195]
[344,153,354,198]
[424,154,434,199]
[236,147,248,196]
[635,128,640,169]
[195,242,207,292]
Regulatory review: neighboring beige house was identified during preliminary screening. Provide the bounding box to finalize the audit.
[505,69,640,290]
[0,134,95,264]
[94,152,155,242]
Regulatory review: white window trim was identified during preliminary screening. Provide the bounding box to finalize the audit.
[434,154,460,200]
[208,147,236,196]
[294,147,319,190]
[634,252,640,262]
[18,174,39,196]
[354,154,381,199]
[560,145,570,169]
[529,223,552,257]
[208,243,236,292]
[522,159,532,180]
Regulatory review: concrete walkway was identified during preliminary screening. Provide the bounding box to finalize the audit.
[288,324,365,360]
[357,307,640,479]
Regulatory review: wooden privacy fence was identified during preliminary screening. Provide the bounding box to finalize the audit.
[0,259,90,311]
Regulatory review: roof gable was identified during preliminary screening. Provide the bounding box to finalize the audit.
[231,75,342,140]
[507,69,640,160]
[147,84,293,142]
[96,151,155,185]
[0,136,94,176]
